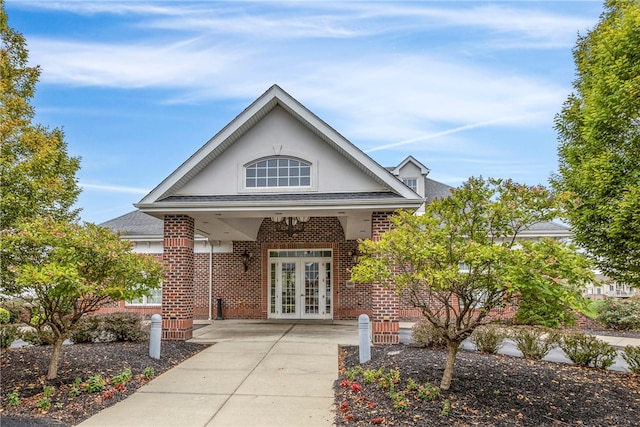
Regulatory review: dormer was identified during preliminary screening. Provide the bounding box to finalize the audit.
[390,156,430,198]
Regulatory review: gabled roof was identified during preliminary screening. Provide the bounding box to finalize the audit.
[520,221,571,238]
[136,85,420,209]
[389,155,430,176]
[101,210,163,237]
[424,177,453,203]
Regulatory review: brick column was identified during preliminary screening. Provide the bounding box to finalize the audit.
[162,215,194,340]
[371,211,399,344]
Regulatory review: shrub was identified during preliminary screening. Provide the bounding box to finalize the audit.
[0,307,10,324]
[70,316,101,343]
[470,324,507,354]
[411,319,447,349]
[558,332,617,369]
[509,326,558,360]
[596,299,640,331]
[100,313,148,342]
[0,298,31,324]
[622,345,640,374]
[0,324,18,348]
[20,326,55,346]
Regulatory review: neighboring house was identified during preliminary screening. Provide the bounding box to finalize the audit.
[582,272,636,300]
[100,85,574,343]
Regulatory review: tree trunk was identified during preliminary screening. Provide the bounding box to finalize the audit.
[440,341,461,390]
[47,337,65,380]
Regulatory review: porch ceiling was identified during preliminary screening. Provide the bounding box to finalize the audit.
[142,207,393,241]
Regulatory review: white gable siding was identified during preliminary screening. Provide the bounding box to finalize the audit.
[175,106,386,196]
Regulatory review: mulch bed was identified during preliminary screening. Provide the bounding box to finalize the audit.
[0,341,210,426]
[335,345,640,426]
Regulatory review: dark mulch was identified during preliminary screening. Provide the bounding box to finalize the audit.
[1,341,210,426]
[335,345,640,426]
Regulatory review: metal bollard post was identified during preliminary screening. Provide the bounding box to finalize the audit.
[216,298,223,320]
[358,314,371,363]
[149,314,161,360]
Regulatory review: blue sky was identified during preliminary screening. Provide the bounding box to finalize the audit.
[6,1,604,224]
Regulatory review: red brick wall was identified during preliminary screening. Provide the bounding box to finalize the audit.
[210,241,263,319]
[103,215,385,324]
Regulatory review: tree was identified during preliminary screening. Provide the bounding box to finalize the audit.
[552,0,640,287]
[1,0,81,230]
[1,217,164,380]
[350,177,593,390]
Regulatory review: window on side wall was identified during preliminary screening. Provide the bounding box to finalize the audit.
[245,157,311,188]
[126,286,162,306]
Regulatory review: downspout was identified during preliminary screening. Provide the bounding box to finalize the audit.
[208,240,213,321]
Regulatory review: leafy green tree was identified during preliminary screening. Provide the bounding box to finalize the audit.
[552,0,640,287]
[351,177,593,390]
[1,217,163,380]
[1,1,81,229]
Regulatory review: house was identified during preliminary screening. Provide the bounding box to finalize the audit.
[100,85,572,343]
[582,272,636,300]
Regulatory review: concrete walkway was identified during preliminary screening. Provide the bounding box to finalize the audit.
[78,321,359,427]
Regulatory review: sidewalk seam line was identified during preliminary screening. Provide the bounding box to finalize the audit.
[203,324,296,426]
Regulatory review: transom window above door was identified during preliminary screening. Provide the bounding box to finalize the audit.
[245,157,311,188]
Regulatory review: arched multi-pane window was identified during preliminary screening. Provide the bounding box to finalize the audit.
[245,157,311,188]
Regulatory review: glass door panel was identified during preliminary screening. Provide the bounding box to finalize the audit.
[281,262,297,315]
[304,262,320,315]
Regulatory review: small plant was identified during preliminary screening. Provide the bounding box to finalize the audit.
[68,377,83,398]
[7,389,20,407]
[387,368,401,384]
[345,365,363,381]
[558,332,617,369]
[36,385,54,411]
[113,368,132,385]
[143,367,155,379]
[622,345,640,373]
[509,326,558,360]
[371,417,384,425]
[392,392,407,411]
[470,324,507,354]
[363,366,385,384]
[417,382,440,401]
[87,374,106,393]
[441,398,451,417]
[406,378,419,391]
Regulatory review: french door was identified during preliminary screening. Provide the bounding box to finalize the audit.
[268,250,332,319]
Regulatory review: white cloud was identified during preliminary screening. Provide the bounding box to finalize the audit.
[81,183,150,195]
